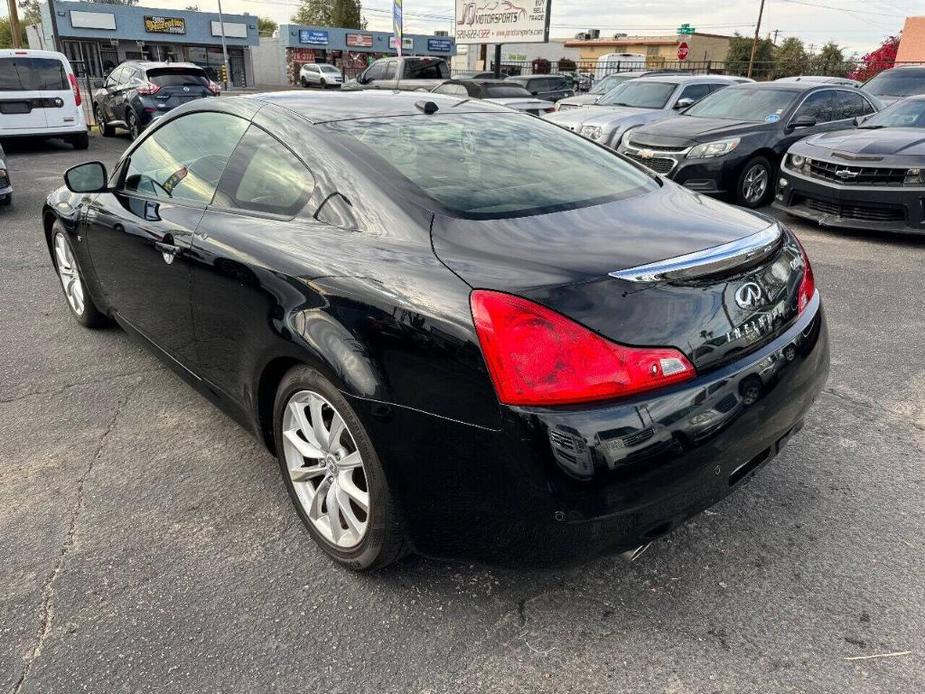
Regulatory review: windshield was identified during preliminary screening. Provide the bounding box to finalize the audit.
[590,74,632,95]
[147,68,209,88]
[0,57,68,91]
[861,98,925,128]
[484,85,531,98]
[863,69,925,97]
[685,87,799,121]
[324,112,656,218]
[319,64,341,74]
[597,81,676,108]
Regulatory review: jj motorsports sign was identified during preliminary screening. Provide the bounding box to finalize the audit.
[455,0,551,44]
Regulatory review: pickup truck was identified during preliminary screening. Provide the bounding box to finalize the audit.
[342,56,451,92]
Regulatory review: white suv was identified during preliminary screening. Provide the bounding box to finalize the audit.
[0,49,89,149]
[299,63,344,89]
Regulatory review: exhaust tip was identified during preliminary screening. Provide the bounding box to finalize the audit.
[619,542,652,563]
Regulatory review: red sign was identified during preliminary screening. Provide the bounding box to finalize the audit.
[677,42,689,61]
[346,33,373,48]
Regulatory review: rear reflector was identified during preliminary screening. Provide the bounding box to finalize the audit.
[68,74,81,107]
[470,290,696,406]
[795,237,816,313]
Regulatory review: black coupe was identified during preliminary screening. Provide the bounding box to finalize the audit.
[618,82,880,208]
[43,92,829,570]
[774,95,925,234]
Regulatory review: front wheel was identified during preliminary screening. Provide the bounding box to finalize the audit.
[95,106,115,137]
[51,223,110,328]
[736,156,774,208]
[273,366,408,571]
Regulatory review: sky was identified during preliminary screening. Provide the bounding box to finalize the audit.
[1,1,915,56]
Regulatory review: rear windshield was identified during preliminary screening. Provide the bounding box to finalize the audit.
[319,64,341,73]
[324,112,656,218]
[863,69,925,98]
[403,60,450,80]
[685,86,799,121]
[484,85,531,98]
[146,68,209,88]
[0,57,68,91]
[598,81,677,108]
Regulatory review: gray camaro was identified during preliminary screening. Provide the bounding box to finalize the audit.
[544,75,751,149]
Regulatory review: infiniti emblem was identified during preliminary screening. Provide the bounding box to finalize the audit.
[735,282,763,309]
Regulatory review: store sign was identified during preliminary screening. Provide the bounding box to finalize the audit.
[346,33,373,48]
[299,30,329,45]
[428,38,453,52]
[70,11,116,31]
[211,21,248,39]
[388,36,414,50]
[455,0,551,44]
[144,15,186,35]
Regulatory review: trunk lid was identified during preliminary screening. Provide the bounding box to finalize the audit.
[432,184,807,371]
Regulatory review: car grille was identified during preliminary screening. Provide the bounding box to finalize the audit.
[624,152,676,174]
[808,159,908,186]
[798,195,905,222]
[626,140,687,152]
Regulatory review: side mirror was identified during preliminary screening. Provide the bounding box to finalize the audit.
[64,162,108,193]
[787,115,817,130]
[853,114,871,126]
[674,98,695,110]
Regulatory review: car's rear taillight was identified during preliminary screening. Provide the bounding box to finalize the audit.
[68,74,81,106]
[795,238,816,314]
[208,81,222,95]
[470,290,696,406]
[136,82,161,95]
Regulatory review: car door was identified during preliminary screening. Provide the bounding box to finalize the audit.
[106,66,132,123]
[674,82,712,109]
[190,124,317,403]
[831,89,876,122]
[97,67,121,121]
[85,111,249,366]
[777,89,841,153]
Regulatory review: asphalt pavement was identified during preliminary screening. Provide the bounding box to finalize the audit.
[1,132,923,694]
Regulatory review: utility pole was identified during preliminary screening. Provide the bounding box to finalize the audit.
[6,0,23,49]
[773,29,780,45]
[747,0,766,79]
[216,0,231,91]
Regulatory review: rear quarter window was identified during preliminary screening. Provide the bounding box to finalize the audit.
[0,58,69,91]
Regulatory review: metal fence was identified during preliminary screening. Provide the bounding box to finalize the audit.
[452,59,925,87]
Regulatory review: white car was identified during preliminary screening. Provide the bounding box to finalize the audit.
[0,49,89,149]
[299,63,345,89]
[0,143,10,207]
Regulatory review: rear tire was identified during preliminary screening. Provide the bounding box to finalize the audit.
[71,131,90,150]
[50,222,110,329]
[273,366,408,571]
[127,110,141,141]
[735,156,774,208]
[320,78,327,89]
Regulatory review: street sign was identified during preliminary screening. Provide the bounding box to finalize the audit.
[677,42,689,61]
[677,23,695,35]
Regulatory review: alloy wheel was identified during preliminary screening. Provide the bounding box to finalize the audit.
[281,390,370,548]
[95,107,106,131]
[128,112,140,140]
[742,164,769,205]
[53,232,85,316]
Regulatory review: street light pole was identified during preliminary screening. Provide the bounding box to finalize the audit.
[216,0,231,91]
[747,0,766,79]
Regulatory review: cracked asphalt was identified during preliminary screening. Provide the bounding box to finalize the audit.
[1,133,923,694]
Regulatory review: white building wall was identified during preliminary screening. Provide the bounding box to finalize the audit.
[250,36,287,87]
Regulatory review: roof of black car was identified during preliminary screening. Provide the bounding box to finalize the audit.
[249,90,509,123]
[122,61,203,71]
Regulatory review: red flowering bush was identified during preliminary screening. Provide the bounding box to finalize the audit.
[851,35,901,81]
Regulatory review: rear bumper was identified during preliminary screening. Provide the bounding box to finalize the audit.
[773,169,925,234]
[0,125,87,139]
[351,295,830,562]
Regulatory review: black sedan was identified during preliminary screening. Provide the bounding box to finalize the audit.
[774,95,925,233]
[43,92,829,570]
[618,82,880,207]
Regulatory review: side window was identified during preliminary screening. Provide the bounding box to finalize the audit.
[123,112,248,204]
[365,61,387,81]
[384,60,398,80]
[861,96,877,115]
[678,83,711,103]
[832,90,867,120]
[213,126,314,217]
[434,83,467,96]
[707,82,731,93]
[796,90,835,123]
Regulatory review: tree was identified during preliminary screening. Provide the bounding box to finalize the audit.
[809,41,848,77]
[851,34,900,81]
[18,0,42,26]
[774,37,807,77]
[0,17,27,48]
[291,0,364,29]
[258,17,278,37]
[725,33,774,78]
[185,4,200,10]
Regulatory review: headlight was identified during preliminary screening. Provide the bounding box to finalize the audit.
[904,168,925,185]
[579,125,603,141]
[790,154,805,169]
[687,137,741,159]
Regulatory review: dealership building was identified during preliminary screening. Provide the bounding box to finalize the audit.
[31,1,259,86]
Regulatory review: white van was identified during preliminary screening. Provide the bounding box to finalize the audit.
[594,53,647,82]
[0,49,89,149]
